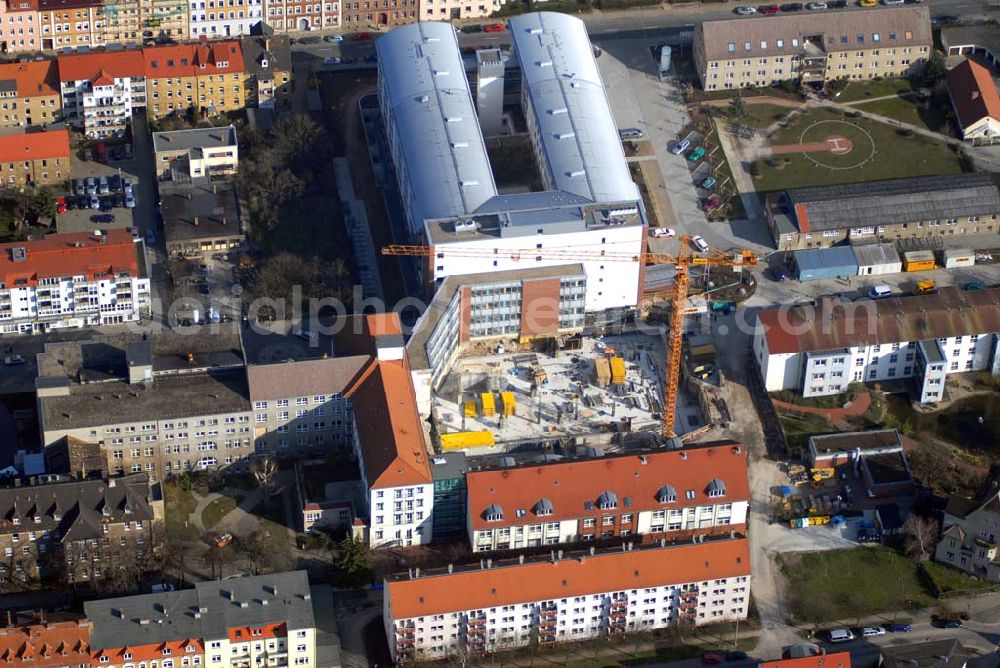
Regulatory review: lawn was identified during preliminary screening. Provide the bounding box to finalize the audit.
[851,94,951,134]
[781,547,935,624]
[739,104,794,130]
[921,561,1000,597]
[164,482,200,542]
[201,496,237,530]
[835,78,913,104]
[778,412,835,456]
[752,107,965,192]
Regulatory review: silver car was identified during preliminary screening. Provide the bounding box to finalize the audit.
[85,177,97,195]
[98,175,110,194]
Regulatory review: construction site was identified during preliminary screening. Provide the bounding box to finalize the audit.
[429,334,706,455]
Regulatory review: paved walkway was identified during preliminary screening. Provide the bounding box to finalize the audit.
[842,91,917,106]
[771,392,872,425]
[713,117,764,221]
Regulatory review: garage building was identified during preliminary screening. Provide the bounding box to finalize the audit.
[853,243,902,276]
[793,247,858,282]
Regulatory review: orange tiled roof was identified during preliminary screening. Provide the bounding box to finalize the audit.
[947,59,1000,129]
[762,652,852,668]
[57,49,145,83]
[387,538,751,618]
[144,41,245,78]
[350,361,432,488]
[0,228,139,287]
[466,442,749,530]
[0,621,91,668]
[0,129,70,163]
[0,60,58,97]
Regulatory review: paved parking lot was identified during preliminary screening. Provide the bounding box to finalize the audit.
[57,145,139,235]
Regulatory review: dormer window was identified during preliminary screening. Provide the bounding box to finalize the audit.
[534,498,554,516]
[186,645,196,652]
[656,485,677,504]
[597,491,617,510]
[707,479,726,498]
[261,58,268,67]
[33,516,40,524]
[125,504,132,514]
[484,504,503,522]
[11,518,19,526]
[163,649,172,656]
[123,653,133,660]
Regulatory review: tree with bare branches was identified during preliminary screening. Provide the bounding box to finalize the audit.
[902,515,940,562]
[253,456,278,506]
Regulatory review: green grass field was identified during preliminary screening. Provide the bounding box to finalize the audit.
[164,482,200,542]
[835,78,913,104]
[851,95,951,134]
[201,496,237,530]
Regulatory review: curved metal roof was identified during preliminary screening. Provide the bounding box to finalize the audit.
[376,22,497,224]
[508,12,638,204]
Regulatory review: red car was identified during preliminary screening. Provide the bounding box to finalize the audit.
[351,32,371,40]
[55,196,66,214]
[759,4,780,12]
[483,22,506,32]
[703,194,722,212]
[703,652,726,665]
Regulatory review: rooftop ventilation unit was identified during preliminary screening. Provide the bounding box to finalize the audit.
[10,247,26,262]
[453,219,478,233]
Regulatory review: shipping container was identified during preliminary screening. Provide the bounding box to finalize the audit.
[440,431,495,450]
[794,247,859,282]
[941,249,975,269]
[853,243,902,276]
[464,400,477,418]
[501,391,516,416]
[481,392,496,416]
[902,250,936,272]
[594,357,611,387]
[610,356,626,385]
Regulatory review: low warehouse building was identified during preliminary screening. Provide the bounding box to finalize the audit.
[854,243,902,276]
[793,247,858,282]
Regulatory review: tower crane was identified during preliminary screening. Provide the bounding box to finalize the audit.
[382,238,758,438]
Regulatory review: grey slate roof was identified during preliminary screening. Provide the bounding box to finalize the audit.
[151,126,238,154]
[86,571,315,650]
[786,174,1000,232]
[245,355,370,402]
[0,474,157,544]
[240,34,292,78]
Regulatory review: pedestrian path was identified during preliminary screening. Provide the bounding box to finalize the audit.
[770,392,872,425]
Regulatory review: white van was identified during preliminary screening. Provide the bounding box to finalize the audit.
[868,285,892,299]
[828,629,855,643]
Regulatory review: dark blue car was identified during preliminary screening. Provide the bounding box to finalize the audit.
[889,623,912,633]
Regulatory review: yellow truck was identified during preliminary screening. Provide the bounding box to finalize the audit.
[916,279,937,295]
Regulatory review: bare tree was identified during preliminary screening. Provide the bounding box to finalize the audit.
[253,456,278,505]
[236,531,274,576]
[902,515,940,562]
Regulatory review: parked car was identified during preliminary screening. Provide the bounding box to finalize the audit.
[828,629,855,643]
[650,227,676,238]
[734,5,757,12]
[868,284,892,299]
[55,196,67,214]
[294,328,319,345]
[964,281,985,291]
[326,34,344,42]
[780,2,803,9]
[125,193,136,209]
[725,651,749,662]
[90,213,115,223]
[89,194,100,209]
[109,174,122,192]
[483,22,506,32]
[770,267,787,281]
[688,146,706,161]
[759,4,781,13]
[670,139,691,155]
[123,177,134,195]
[85,177,97,195]
[806,1,828,7]
[323,56,342,65]
[618,127,645,140]
[701,176,717,189]
[933,618,963,629]
[703,194,722,212]
[198,283,211,295]
[98,175,110,194]
[828,0,847,6]
[146,231,156,245]
[73,178,86,196]
[888,623,912,633]
[703,652,726,665]
[351,31,371,40]
[3,355,25,365]
[213,532,234,548]
[691,235,710,253]
[861,626,885,637]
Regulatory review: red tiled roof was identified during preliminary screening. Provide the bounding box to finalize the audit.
[349,361,432,488]
[0,129,70,163]
[143,41,245,78]
[0,621,91,668]
[5,0,39,12]
[386,538,751,619]
[57,49,145,83]
[0,228,139,287]
[93,639,204,663]
[38,0,101,10]
[0,60,58,97]
[947,59,1000,130]
[762,652,852,668]
[466,442,749,530]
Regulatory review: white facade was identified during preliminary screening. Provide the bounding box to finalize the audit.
[419,0,500,21]
[0,274,150,335]
[188,0,263,38]
[61,75,147,139]
[204,627,316,668]
[365,483,434,548]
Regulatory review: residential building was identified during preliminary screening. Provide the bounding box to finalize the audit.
[296,458,357,532]
[0,229,149,334]
[0,474,163,591]
[341,0,413,28]
[765,174,1000,250]
[144,40,245,119]
[377,16,645,318]
[152,124,239,180]
[753,287,1000,403]
[941,25,1000,69]
[0,0,42,53]
[137,0,188,42]
[350,360,434,549]
[934,466,1000,582]
[807,430,914,498]
[240,33,292,110]
[419,0,498,22]
[693,6,931,91]
[187,0,261,38]
[85,570,317,668]
[430,451,467,541]
[38,0,104,50]
[946,58,1000,145]
[160,178,244,255]
[57,49,146,138]
[880,639,970,668]
[0,60,61,127]
[762,653,851,668]
[99,0,140,45]
[37,337,254,478]
[467,444,749,553]
[247,354,369,458]
[0,619,92,666]
[0,129,69,186]
[266,0,337,32]
[384,537,752,662]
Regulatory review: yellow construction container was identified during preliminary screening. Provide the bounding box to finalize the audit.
[481,392,496,416]
[610,356,626,385]
[501,391,516,416]
[440,431,496,450]
[464,401,477,418]
[902,250,936,272]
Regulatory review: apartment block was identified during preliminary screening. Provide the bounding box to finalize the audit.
[0,619,92,666]
[241,34,292,111]
[144,40,246,119]
[85,570,317,668]
[57,49,146,138]
[0,60,61,128]
[754,287,1000,404]
[266,0,338,32]
[419,0,499,22]
[0,129,69,186]
[384,538,752,662]
[0,0,42,53]
[693,6,931,91]
[152,124,239,180]
[467,444,749,553]
[341,0,414,28]
[38,0,105,50]
[0,474,163,591]
[187,0,262,38]
[99,0,140,44]
[935,467,1000,582]
[0,229,148,334]
[766,174,1000,251]
[138,0,188,41]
